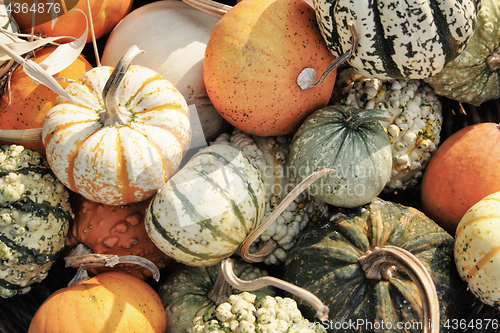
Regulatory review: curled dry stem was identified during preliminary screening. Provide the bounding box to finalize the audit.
[64,243,160,286]
[221,258,329,321]
[239,168,335,263]
[358,245,440,333]
[297,21,359,90]
[181,0,232,18]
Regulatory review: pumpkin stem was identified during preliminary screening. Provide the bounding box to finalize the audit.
[64,243,160,285]
[486,46,500,72]
[297,21,358,90]
[101,45,144,126]
[358,246,440,333]
[239,168,335,262]
[181,0,232,18]
[206,266,234,306]
[221,258,329,321]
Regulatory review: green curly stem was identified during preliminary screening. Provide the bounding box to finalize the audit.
[221,258,329,321]
[358,246,440,333]
[486,46,500,72]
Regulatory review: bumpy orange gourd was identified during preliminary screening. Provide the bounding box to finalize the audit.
[65,194,175,280]
[203,0,337,136]
[28,272,167,333]
[11,0,133,43]
[0,46,93,155]
[421,122,500,235]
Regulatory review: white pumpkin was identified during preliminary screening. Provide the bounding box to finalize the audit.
[101,0,231,142]
[455,190,500,310]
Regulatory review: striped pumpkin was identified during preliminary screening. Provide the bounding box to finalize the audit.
[313,0,482,79]
[455,191,500,310]
[42,46,191,206]
[144,144,266,267]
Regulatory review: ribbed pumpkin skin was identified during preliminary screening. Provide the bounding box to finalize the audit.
[455,191,500,310]
[42,65,191,206]
[424,0,500,106]
[283,198,469,332]
[145,144,266,267]
[203,0,337,136]
[289,106,392,208]
[28,272,166,333]
[313,0,481,79]
[158,258,275,333]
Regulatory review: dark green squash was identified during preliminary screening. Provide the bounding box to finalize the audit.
[424,0,500,106]
[158,258,275,333]
[283,197,470,332]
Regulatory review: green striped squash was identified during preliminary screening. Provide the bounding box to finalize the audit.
[313,0,482,79]
[0,145,73,298]
[145,144,266,267]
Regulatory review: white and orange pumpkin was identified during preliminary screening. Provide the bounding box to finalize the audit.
[42,46,191,205]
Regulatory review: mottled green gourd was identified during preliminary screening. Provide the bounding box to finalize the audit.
[0,145,73,298]
[158,258,275,333]
[283,198,470,332]
[289,106,392,208]
[424,0,500,106]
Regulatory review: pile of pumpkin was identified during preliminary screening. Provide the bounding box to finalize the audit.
[1,0,500,332]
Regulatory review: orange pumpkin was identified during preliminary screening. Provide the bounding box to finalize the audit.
[28,272,167,333]
[0,46,93,155]
[421,122,500,235]
[65,193,175,280]
[10,0,134,43]
[203,0,337,136]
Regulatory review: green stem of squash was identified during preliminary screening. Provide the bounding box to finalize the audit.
[101,45,144,126]
[486,46,500,72]
[221,258,330,321]
[358,245,440,333]
[64,243,160,286]
[345,109,392,130]
[238,168,335,262]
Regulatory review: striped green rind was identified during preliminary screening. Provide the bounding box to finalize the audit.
[313,0,482,79]
[145,144,266,267]
[283,198,470,332]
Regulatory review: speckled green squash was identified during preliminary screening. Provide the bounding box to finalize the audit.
[424,0,500,106]
[313,0,482,79]
[455,191,500,310]
[145,144,266,267]
[289,106,392,208]
[0,145,73,298]
[158,258,275,333]
[283,198,470,332]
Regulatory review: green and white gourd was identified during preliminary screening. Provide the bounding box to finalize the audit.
[145,144,266,267]
[0,145,73,298]
[424,0,500,106]
[215,130,328,265]
[313,0,482,79]
[189,292,326,333]
[333,68,443,190]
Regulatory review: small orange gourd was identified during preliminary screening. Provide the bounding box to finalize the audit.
[421,122,500,235]
[0,46,93,155]
[203,0,338,136]
[28,272,167,333]
[65,194,175,280]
